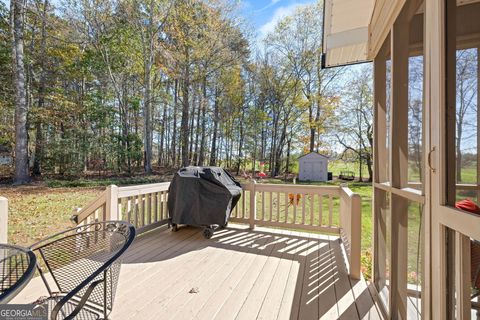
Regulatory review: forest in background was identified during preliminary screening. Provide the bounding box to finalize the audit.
[0,0,375,184]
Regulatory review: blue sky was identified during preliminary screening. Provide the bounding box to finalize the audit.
[239,0,318,39]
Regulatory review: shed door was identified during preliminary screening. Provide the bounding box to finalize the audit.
[303,163,313,179]
[307,162,322,180]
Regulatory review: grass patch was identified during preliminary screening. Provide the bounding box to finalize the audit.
[0,186,100,247]
[328,160,371,179]
[45,174,173,188]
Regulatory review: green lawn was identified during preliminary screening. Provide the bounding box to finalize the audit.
[1,186,100,247]
[328,160,371,179]
[459,165,477,184]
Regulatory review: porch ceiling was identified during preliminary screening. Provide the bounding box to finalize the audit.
[323,0,374,68]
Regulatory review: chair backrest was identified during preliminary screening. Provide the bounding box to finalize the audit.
[0,244,36,303]
[31,221,135,313]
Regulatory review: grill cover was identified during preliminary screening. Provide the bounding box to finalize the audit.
[167,167,242,226]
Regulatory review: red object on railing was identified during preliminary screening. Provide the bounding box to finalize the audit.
[258,172,266,178]
[455,199,480,214]
[455,199,480,292]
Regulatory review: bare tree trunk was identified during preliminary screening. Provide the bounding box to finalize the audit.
[456,128,463,182]
[236,111,245,175]
[198,77,207,166]
[143,53,153,173]
[307,91,315,152]
[193,85,201,165]
[33,0,48,176]
[159,82,169,166]
[358,151,363,182]
[143,71,152,173]
[13,0,30,184]
[188,91,195,163]
[209,87,219,166]
[285,136,291,174]
[171,79,178,167]
[180,57,190,167]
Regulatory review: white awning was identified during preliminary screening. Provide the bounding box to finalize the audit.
[322,0,375,68]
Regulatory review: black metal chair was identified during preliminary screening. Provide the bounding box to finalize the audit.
[30,221,135,320]
[0,244,36,303]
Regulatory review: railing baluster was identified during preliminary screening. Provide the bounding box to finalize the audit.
[127,197,131,224]
[134,195,139,228]
[242,190,246,219]
[141,195,146,227]
[153,192,157,222]
[301,194,306,225]
[319,194,323,226]
[146,193,151,226]
[159,192,162,220]
[328,195,333,226]
[284,192,289,224]
[117,200,122,221]
[269,192,273,222]
[160,191,164,220]
[165,192,169,219]
[293,193,297,224]
[261,191,265,221]
[310,194,314,225]
[276,192,280,222]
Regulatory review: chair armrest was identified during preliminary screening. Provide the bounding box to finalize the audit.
[51,279,104,320]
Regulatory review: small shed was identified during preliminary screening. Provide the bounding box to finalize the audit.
[298,152,329,182]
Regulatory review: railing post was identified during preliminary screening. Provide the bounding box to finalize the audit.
[0,197,7,243]
[106,185,119,221]
[249,180,257,229]
[350,192,362,280]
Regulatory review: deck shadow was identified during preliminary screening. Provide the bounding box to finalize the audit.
[121,225,380,319]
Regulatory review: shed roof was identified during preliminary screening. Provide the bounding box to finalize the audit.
[298,152,329,160]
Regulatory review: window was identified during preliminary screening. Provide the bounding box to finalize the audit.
[445,0,480,317]
[373,1,425,318]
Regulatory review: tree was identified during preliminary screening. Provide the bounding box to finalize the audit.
[335,66,373,182]
[128,0,172,173]
[455,49,478,182]
[32,0,49,176]
[0,0,376,183]
[264,3,343,154]
[12,0,30,184]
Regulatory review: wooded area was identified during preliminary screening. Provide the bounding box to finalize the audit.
[0,0,376,184]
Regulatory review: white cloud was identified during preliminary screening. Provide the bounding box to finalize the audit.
[255,0,282,13]
[259,3,303,37]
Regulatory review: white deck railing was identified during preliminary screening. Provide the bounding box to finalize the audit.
[71,180,362,279]
[73,183,171,234]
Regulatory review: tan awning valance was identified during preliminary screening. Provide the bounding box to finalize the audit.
[322,0,374,68]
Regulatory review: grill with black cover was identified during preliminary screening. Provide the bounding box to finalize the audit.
[167,166,242,239]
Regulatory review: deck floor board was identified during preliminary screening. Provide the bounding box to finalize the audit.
[12,224,382,320]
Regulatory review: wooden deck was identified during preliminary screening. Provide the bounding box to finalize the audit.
[12,224,382,319]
